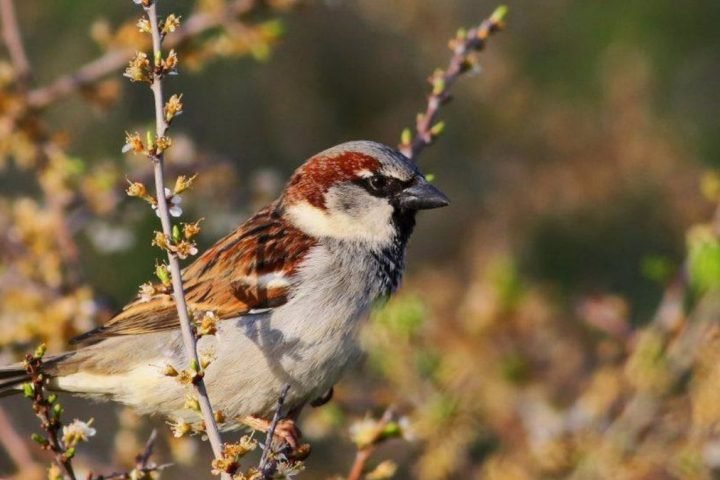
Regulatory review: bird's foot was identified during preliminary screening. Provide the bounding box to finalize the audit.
[240,415,309,458]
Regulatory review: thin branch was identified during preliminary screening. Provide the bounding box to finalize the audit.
[259,383,291,477]
[139,0,226,475]
[399,5,507,162]
[24,350,77,480]
[347,409,395,480]
[26,0,270,110]
[0,0,31,85]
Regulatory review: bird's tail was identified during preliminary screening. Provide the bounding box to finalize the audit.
[0,354,71,397]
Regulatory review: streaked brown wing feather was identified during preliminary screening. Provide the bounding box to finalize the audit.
[72,203,315,345]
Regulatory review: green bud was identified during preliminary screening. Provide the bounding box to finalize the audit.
[379,421,402,441]
[33,343,46,359]
[48,393,57,404]
[425,173,435,182]
[491,5,509,24]
[22,383,34,398]
[31,433,48,446]
[400,128,412,146]
[146,131,154,149]
[155,263,171,286]
[430,121,445,136]
[65,447,76,460]
[172,224,181,243]
[52,403,63,419]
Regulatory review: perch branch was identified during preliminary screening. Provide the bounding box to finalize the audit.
[139,0,226,472]
[259,383,291,478]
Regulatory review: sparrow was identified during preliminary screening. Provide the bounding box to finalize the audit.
[0,140,448,442]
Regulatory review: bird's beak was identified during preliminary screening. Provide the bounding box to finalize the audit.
[395,178,450,210]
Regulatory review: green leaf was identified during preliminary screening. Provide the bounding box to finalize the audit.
[687,226,720,293]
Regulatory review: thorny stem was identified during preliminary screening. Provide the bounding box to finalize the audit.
[26,0,282,110]
[0,0,31,86]
[25,354,77,480]
[140,0,226,472]
[400,5,507,162]
[259,383,291,477]
[346,409,395,480]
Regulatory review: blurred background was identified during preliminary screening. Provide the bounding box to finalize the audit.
[2,0,720,478]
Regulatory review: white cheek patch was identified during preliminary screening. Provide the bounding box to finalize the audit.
[286,199,395,247]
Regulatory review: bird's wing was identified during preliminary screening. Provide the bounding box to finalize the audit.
[71,203,316,345]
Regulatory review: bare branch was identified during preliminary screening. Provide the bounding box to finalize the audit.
[137,1,227,476]
[26,0,273,110]
[346,409,395,480]
[0,0,31,85]
[259,383,291,478]
[399,5,507,162]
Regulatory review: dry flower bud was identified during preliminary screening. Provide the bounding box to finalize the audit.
[211,458,239,476]
[173,173,197,195]
[152,231,171,251]
[196,311,218,336]
[137,17,151,33]
[215,410,226,424]
[155,135,172,153]
[163,364,179,377]
[162,14,181,35]
[138,281,157,302]
[123,52,151,83]
[122,132,145,154]
[125,179,147,198]
[165,94,184,123]
[169,419,192,438]
[62,419,96,447]
[223,436,258,459]
[184,394,201,412]
[176,369,193,385]
[199,351,215,369]
[173,239,198,259]
[163,49,179,74]
[183,219,203,239]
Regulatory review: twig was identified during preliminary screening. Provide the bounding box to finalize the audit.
[24,349,77,480]
[135,0,226,475]
[259,383,291,477]
[399,5,507,162]
[136,428,157,468]
[347,409,395,480]
[0,0,31,85]
[88,429,171,480]
[26,0,274,110]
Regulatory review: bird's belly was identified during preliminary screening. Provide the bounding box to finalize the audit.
[200,307,365,421]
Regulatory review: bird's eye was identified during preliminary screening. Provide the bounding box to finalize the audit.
[367,176,387,193]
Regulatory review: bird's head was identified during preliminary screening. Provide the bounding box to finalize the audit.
[281,140,449,248]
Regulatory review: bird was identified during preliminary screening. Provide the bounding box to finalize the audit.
[0,140,448,445]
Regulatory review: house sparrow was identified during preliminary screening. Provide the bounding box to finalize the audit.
[0,140,448,441]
